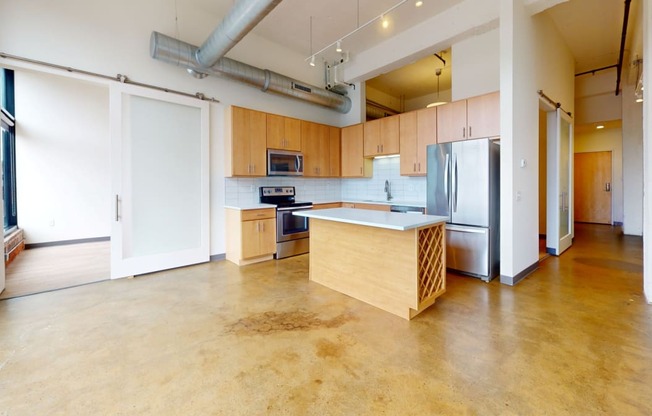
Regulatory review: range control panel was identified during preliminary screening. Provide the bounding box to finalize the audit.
[260,186,296,197]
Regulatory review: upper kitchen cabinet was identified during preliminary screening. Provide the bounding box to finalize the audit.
[302,121,340,177]
[399,107,437,176]
[363,115,400,157]
[466,91,500,140]
[328,126,341,177]
[225,106,267,177]
[341,124,372,178]
[267,113,301,151]
[437,91,500,143]
[436,100,467,143]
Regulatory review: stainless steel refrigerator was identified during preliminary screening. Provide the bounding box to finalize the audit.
[426,138,500,281]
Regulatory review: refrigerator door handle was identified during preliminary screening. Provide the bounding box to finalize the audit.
[444,153,450,200]
[452,153,458,212]
[446,225,487,234]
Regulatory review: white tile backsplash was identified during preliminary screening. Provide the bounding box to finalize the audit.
[225,156,426,206]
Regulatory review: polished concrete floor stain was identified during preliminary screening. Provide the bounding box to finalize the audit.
[0,224,650,415]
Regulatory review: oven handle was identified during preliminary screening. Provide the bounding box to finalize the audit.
[276,205,313,212]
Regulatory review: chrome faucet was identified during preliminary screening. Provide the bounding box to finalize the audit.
[384,180,393,201]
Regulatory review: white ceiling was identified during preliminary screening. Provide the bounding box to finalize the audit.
[203,0,638,102]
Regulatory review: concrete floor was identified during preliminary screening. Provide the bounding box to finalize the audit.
[0,224,650,415]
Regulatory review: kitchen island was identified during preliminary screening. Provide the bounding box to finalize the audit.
[294,208,448,320]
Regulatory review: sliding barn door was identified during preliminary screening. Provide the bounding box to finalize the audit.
[546,108,574,256]
[110,85,209,279]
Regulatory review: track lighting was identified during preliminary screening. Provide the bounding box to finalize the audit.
[415,1,423,6]
[381,15,389,29]
[336,40,342,53]
[309,55,316,67]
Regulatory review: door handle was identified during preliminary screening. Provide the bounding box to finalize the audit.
[605,182,611,192]
[444,153,450,200]
[115,194,120,222]
[452,153,458,212]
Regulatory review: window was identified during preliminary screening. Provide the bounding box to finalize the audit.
[1,69,17,232]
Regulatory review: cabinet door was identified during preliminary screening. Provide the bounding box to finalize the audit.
[363,118,381,156]
[341,124,371,177]
[399,112,418,175]
[328,126,341,177]
[258,218,277,256]
[242,218,276,259]
[467,91,500,139]
[437,100,467,143]
[231,107,267,176]
[301,121,324,177]
[416,106,438,174]
[267,114,301,151]
[380,115,400,154]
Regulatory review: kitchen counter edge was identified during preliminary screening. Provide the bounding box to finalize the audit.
[294,208,446,231]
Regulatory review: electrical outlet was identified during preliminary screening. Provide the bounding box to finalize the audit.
[516,191,522,201]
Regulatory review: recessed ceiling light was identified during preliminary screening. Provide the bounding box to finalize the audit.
[415,1,424,6]
[596,124,604,129]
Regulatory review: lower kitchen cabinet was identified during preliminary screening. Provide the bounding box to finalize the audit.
[226,208,276,266]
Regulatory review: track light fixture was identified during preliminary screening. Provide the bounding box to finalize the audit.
[310,55,316,67]
[305,0,408,65]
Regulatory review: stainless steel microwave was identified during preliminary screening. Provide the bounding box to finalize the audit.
[267,149,304,176]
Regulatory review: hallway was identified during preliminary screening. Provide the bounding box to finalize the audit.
[0,224,648,415]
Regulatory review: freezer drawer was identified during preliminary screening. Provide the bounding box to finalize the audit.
[446,225,489,278]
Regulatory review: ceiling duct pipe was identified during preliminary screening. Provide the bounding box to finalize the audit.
[149,0,351,113]
[195,0,282,68]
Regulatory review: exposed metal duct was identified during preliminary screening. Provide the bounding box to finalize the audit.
[149,0,351,113]
[195,0,282,68]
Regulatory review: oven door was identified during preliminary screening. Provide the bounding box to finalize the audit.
[276,207,310,242]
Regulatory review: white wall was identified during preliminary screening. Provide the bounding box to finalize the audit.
[452,28,500,100]
[574,126,623,224]
[0,0,355,256]
[15,70,110,244]
[575,71,622,124]
[643,0,651,302]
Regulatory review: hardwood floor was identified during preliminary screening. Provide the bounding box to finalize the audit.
[1,241,110,300]
[0,224,648,415]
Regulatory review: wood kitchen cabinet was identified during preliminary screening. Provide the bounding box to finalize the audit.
[400,106,437,176]
[302,121,340,177]
[466,91,500,139]
[225,106,267,177]
[267,113,301,151]
[341,124,372,178]
[437,91,500,143]
[328,126,341,177]
[225,207,276,266]
[363,115,400,157]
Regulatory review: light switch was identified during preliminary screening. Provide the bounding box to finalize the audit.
[520,159,527,168]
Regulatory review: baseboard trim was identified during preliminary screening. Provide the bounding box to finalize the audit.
[500,261,539,286]
[613,221,623,226]
[26,236,110,249]
[210,253,226,262]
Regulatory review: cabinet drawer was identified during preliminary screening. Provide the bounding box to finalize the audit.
[241,208,276,221]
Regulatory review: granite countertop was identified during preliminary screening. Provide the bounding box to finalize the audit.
[294,208,446,231]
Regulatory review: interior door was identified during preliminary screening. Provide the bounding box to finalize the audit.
[546,109,574,256]
[110,84,209,279]
[574,151,612,224]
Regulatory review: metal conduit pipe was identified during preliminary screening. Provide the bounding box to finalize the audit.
[195,0,282,68]
[150,32,352,113]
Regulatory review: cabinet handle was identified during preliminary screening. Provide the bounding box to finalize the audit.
[381,144,384,152]
[469,126,472,137]
[418,163,421,172]
[360,167,362,174]
[413,162,416,172]
[256,222,260,232]
[462,127,466,138]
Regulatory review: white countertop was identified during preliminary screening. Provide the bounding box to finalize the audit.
[294,208,447,231]
[224,203,276,211]
[341,199,426,208]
